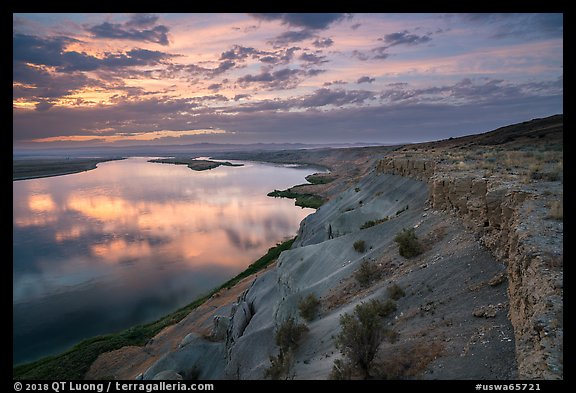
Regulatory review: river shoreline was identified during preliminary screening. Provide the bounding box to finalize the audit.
[13,157,125,181]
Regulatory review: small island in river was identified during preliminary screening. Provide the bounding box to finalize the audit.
[148,158,243,171]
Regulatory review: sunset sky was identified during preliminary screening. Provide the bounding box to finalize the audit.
[13,13,563,148]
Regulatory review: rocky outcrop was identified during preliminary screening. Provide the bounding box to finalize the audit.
[142,333,225,380]
[376,157,563,379]
[376,157,435,181]
[151,370,183,380]
[227,298,254,346]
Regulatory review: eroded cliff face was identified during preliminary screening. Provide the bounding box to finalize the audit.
[376,157,563,379]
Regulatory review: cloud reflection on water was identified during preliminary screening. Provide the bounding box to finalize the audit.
[13,157,314,364]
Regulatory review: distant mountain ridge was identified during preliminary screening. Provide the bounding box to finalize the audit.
[13,142,389,159]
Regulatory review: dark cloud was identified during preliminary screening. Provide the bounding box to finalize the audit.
[14,34,173,73]
[312,37,334,48]
[257,47,300,64]
[87,14,169,45]
[371,47,390,60]
[351,30,433,61]
[249,13,351,30]
[13,34,75,67]
[306,69,326,77]
[459,13,563,40]
[352,50,371,61]
[192,94,228,102]
[13,62,103,110]
[163,59,239,79]
[219,45,300,66]
[357,76,375,84]
[58,51,101,71]
[298,88,376,108]
[35,101,56,112]
[254,13,351,47]
[233,100,289,113]
[111,86,153,98]
[521,76,563,94]
[323,80,347,86]
[449,78,518,100]
[233,94,251,101]
[220,45,261,61]
[97,49,173,70]
[14,67,94,99]
[277,47,301,63]
[237,65,326,90]
[299,52,329,66]
[126,13,159,27]
[163,64,208,79]
[233,87,375,113]
[212,60,236,75]
[380,30,432,48]
[271,30,315,46]
[207,83,222,91]
[387,82,408,87]
[379,78,563,105]
[259,55,278,64]
[238,68,302,89]
[366,30,433,60]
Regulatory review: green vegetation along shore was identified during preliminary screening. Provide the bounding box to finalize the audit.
[148,158,243,171]
[267,188,325,209]
[267,173,333,209]
[13,157,125,181]
[13,237,296,380]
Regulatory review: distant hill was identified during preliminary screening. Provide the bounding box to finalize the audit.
[13,141,388,159]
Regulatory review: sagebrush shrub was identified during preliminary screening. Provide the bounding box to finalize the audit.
[266,317,308,380]
[354,261,381,287]
[334,299,396,378]
[387,283,405,300]
[353,240,366,253]
[394,228,422,258]
[298,294,321,321]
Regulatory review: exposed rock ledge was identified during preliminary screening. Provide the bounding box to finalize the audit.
[376,152,563,379]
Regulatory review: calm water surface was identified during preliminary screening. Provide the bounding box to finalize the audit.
[13,157,316,364]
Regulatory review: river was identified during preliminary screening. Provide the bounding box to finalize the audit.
[13,157,316,365]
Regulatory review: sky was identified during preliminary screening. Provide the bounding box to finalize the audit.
[13,13,563,149]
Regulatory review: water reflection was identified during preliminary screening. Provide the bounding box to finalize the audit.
[13,157,315,364]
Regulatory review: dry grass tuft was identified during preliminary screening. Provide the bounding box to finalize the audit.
[547,200,563,220]
[371,340,444,379]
